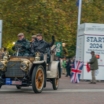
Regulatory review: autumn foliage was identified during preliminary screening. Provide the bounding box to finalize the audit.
[0,0,104,56]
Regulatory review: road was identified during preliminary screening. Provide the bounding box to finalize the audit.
[0,75,104,104]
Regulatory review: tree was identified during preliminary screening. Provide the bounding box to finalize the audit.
[0,0,104,57]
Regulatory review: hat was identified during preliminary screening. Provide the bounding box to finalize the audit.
[17,33,24,36]
[36,33,42,36]
[32,35,37,38]
[91,51,95,54]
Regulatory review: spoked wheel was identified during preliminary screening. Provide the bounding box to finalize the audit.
[52,70,59,90]
[32,65,45,93]
[16,86,21,89]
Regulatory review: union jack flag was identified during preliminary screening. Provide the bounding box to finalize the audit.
[71,61,84,83]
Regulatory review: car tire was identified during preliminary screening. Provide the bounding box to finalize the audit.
[32,65,45,93]
[0,85,2,89]
[52,70,59,90]
[16,86,21,89]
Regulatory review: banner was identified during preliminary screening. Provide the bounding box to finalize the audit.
[85,35,104,66]
[55,42,62,57]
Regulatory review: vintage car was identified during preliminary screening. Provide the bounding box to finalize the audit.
[0,46,61,93]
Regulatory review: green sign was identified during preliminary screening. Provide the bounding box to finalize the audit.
[55,42,62,57]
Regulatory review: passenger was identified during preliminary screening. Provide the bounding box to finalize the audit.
[12,33,30,56]
[33,33,55,59]
[30,35,37,56]
[31,35,37,43]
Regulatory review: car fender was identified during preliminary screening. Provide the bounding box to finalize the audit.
[47,61,60,78]
[29,61,46,77]
[33,60,45,64]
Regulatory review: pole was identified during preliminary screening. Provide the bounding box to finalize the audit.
[0,20,3,48]
[76,0,82,59]
[77,0,82,26]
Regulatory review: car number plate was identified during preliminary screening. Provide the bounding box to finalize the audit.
[12,81,22,85]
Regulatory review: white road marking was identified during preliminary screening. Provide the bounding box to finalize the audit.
[0,89,104,93]
[44,89,104,93]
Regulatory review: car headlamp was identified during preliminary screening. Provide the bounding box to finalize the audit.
[0,61,7,71]
[20,60,29,72]
[3,52,9,61]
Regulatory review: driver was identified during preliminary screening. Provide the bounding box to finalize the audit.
[32,33,55,59]
[12,33,30,56]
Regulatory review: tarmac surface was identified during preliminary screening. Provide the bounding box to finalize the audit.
[0,75,104,104]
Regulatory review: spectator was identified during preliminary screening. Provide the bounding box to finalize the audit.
[88,51,98,84]
[60,58,63,74]
[66,58,71,77]
[62,57,66,75]
[70,58,74,68]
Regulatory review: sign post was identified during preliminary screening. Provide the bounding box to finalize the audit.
[0,20,3,48]
[55,42,62,57]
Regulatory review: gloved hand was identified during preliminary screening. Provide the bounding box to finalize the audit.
[52,35,55,41]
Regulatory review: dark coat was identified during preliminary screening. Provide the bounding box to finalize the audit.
[33,39,54,54]
[30,39,37,55]
[66,60,71,70]
[12,38,30,56]
[88,55,98,70]
[30,41,34,56]
[66,60,71,76]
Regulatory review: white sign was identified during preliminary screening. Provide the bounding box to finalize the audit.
[0,20,3,48]
[84,35,104,66]
[76,23,104,80]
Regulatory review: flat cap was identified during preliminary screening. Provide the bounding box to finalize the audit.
[32,35,37,38]
[36,33,42,36]
[17,33,24,36]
